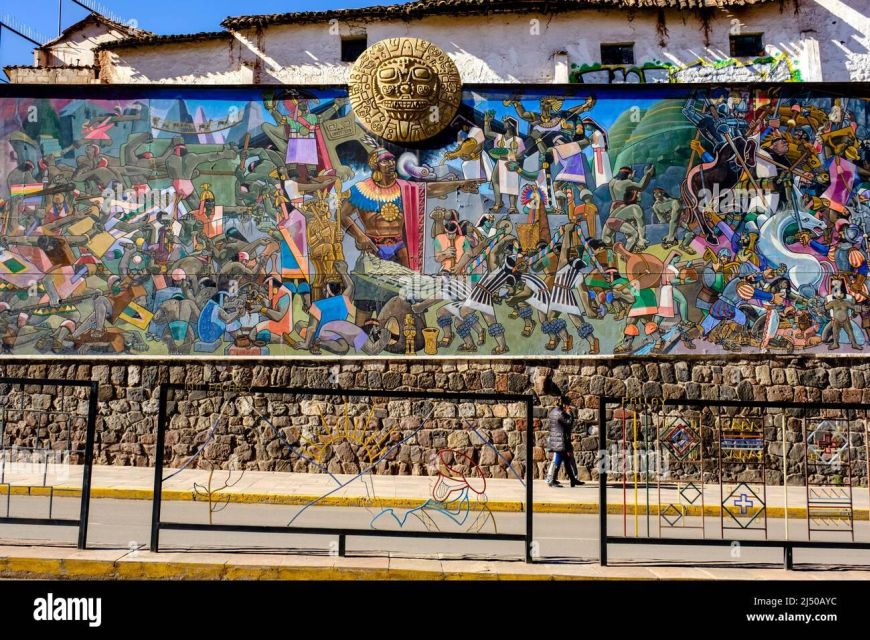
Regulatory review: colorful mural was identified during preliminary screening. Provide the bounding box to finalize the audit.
[570,53,802,84]
[1,84,869,357]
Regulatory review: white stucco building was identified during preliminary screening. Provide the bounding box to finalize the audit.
[4,12,152,84]
[5,0,870,84]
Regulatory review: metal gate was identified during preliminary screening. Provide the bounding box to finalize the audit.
[598,397,870,569]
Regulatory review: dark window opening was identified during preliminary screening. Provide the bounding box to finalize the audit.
[601,43,635,66]
[341,37,367,63]
[730,33,765,58]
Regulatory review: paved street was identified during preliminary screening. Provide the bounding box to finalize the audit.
[3,463,870,578]
[3,464,868,514]
[2,494,870,573]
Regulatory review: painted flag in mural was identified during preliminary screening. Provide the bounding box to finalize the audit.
[0,249,40,287]
[11,244,53,273]
[9,183,43,197]
[823,157,857,212]
[191,202,224,238]
[278,210,309,281]
[552,141,588,184]
[119,301,154,330]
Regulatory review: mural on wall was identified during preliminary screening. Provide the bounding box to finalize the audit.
[570,52,801,84]
[1,84,869,357]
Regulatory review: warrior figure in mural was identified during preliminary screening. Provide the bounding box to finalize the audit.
[602,165,655,251]
[459,234,521,355]
[165,139,237,216]
[339,147,481,321]
[483,112,525,214]
[651,187,696,253]
[505,96,596,159]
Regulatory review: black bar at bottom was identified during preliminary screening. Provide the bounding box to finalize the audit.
[607,536,870,550]
[338,534,346,557]
[784,545,793,570]
[0,517,80,527]
[160,521,526,542]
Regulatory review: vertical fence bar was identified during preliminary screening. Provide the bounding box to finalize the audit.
[633,404,638,538]
[525,396,534,563]
[150,384,169,552]
[700,417,706,540]
[621,399,626,537]
[656,409,662,538]
[783,412,788,541]
[847,408,855,543]
[761,412,768,541]
[76,381,98,550]
[717,414,724,539]
[803,416,810,542]
[599,398,608,566]
[644,401,649,537]
[866,416,869,537]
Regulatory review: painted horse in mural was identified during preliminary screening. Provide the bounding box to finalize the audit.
[681,136,758,245]
[756,205,829,297]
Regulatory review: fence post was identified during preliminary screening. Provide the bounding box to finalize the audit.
[76,381,98,550]
[525,396,534,563]
[599,398,608,566]
[150,384,169,552]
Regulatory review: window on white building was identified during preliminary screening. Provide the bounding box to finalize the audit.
[730,33,764,58]
[341,37,367,63]
[600,43,635,66]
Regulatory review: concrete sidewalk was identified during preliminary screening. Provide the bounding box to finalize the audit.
[1,544,869,581]
[2,464,869,519]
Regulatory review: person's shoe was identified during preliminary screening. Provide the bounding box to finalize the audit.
[588,336,600,355]
[570,479,585,487]
[547,480,563,488]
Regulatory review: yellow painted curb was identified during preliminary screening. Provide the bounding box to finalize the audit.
[0,556,646,581]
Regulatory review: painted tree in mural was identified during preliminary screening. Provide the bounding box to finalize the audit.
[1,85,869,357]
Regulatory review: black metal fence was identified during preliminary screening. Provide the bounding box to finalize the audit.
[151,384,536,562]
[598,397,870,569]
[0,377,98,549]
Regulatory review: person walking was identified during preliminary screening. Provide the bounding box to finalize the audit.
[545,395,584,487]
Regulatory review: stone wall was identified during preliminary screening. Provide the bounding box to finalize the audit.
[5,66,98,84]
[0,357,868,485]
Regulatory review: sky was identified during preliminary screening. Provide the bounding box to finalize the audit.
[0,0,387,78]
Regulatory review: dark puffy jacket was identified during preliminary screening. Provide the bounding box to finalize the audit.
[547,407,573,453]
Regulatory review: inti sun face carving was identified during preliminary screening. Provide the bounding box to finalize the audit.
[349,38,461,143]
